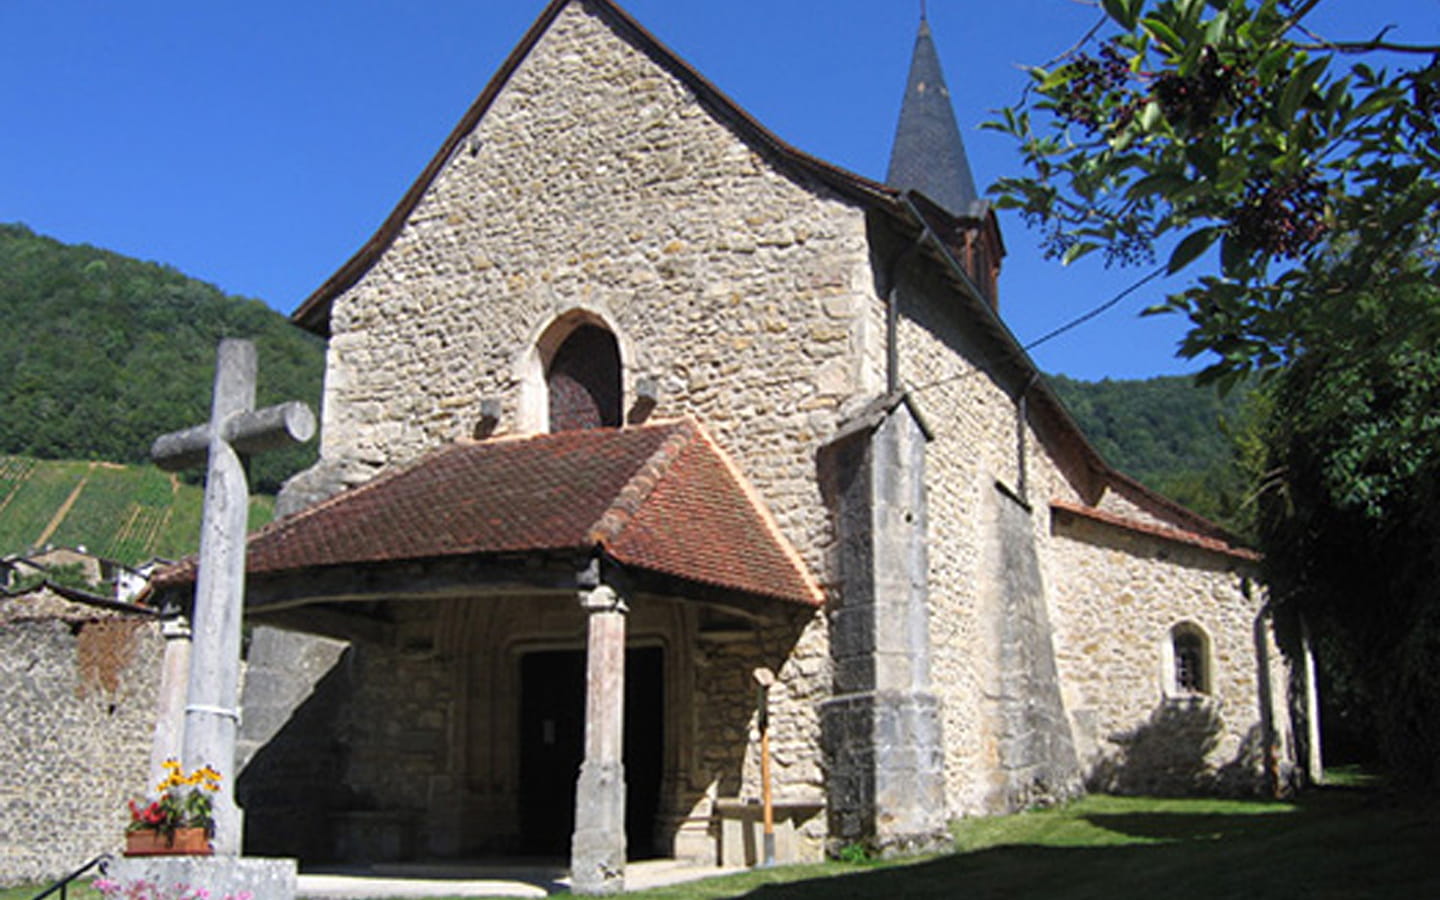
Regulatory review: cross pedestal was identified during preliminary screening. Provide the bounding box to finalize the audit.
[150,338,315,857]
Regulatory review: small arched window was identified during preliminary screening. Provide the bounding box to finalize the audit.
[546,323,621,432]
[1170,623,1210,695]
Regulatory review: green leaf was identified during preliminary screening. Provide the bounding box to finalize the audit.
[1203,9,1230,46]
[1141,17,1184,54]
[1350,87,1402,122]
[1139,99,1163,131]
[1185,142,1221,180]
[1219,231,1249,279]
[1062,241,1101,266]
[1102,0,1141,30]
[1128,171,1191,201]
[1039,66,1076,92]
[1168,227,1222,274]
[1279,56,1329,125]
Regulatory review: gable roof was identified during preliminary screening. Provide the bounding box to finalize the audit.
[290,0,901,338]
[153,419,824,608]
[287,0,1244,551]
[887,17,983,217]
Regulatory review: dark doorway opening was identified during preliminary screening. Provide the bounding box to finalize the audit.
[518,646,665,859]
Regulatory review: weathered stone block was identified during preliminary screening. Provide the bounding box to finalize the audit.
[105,856,296,900]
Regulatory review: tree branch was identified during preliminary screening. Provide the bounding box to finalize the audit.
[1278,0,1324,40]
[1293,37,1440,55]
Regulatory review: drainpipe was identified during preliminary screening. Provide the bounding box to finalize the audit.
[882,230,928,395]
[1016,372,1039,502]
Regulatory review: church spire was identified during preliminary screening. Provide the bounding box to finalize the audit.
[886,14,981,217]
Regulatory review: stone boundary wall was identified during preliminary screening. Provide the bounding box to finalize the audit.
[0,592,161,886]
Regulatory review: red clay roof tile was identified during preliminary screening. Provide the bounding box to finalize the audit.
[1051,499,1261,562]
[158,420,822,608]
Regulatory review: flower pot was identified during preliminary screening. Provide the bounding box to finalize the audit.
[124,827,213,856]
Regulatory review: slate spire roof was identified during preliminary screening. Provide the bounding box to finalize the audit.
[886,14,982,217]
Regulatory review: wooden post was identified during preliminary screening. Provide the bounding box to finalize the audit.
[754,667,776,867]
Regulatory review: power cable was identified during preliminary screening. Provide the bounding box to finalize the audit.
[909,264,1167,395]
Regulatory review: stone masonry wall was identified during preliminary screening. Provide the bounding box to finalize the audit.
[0,597,162,886]
[893,260,1042,816]
[891,248,1292,814]
[314,1,871,826]
[1043,517,1287,795]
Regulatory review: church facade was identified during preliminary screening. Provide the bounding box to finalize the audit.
[158,0,1308,886]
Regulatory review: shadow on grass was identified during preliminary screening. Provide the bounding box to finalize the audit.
[733,791,1440,900]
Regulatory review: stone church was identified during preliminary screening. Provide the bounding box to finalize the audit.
[152,0,1306,887]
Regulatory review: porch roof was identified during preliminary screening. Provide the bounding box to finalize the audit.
[155,419,824,609]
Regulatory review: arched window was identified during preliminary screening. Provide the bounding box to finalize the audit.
[546,323,621,432]
[1170,623,1210,695]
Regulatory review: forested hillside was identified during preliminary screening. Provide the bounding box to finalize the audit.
[1050,373,1251,530]
[0,223,323,493]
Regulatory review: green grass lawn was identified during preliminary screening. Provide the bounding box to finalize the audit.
[0,882,100,900]
[631,785,1437,899]
[5,783,1433,899]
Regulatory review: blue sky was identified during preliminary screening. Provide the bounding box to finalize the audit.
[2,1,1433,380]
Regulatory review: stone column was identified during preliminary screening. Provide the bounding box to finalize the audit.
[148,614,192,789]
[571,583,628,895]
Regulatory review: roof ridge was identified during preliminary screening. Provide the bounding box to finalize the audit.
[587,419,697,546]
[684,425,828,607]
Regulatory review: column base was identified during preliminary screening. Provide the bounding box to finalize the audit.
[821,689,949,855]
[571,760,626,895]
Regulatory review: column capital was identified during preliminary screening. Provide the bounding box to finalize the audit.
[580,582,628,615]
[160,615,192,640]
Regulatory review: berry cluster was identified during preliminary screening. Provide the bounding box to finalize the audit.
[1154,46,1243,131]
[1054,42,1136,133]
[1229,172,1329,258]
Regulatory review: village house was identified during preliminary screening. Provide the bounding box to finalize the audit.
[144,0,1308,889]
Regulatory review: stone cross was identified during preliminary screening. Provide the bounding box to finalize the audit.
[151,338,315,856]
